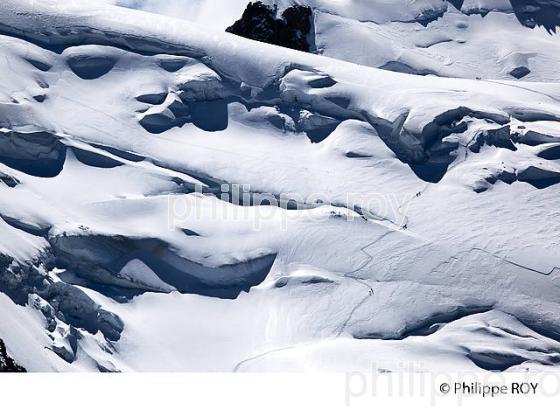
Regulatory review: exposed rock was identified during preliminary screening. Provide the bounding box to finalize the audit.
[0,339,26,372]
[226,2,313,52]
[0,252,124,343]
[510,0,560,32]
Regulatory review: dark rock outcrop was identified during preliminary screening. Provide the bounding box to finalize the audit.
[0,253,124,343]
[448,1,560,31]
[226,2,313,52]
[0,339,26,372]
[510,0,560,32]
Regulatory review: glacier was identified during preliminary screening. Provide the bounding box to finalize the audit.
[0,0,559,372]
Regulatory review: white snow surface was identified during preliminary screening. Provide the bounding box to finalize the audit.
[105,0,560,81]
[0,0,559,372]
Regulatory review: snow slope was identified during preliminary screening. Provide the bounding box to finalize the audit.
[254,0,560,81]
[0,0,560,372]
[112,0,560,81]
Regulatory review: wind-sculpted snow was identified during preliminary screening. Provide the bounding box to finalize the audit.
[0,0,559,372]
[230,0,560,81]
[232,311,560,372]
